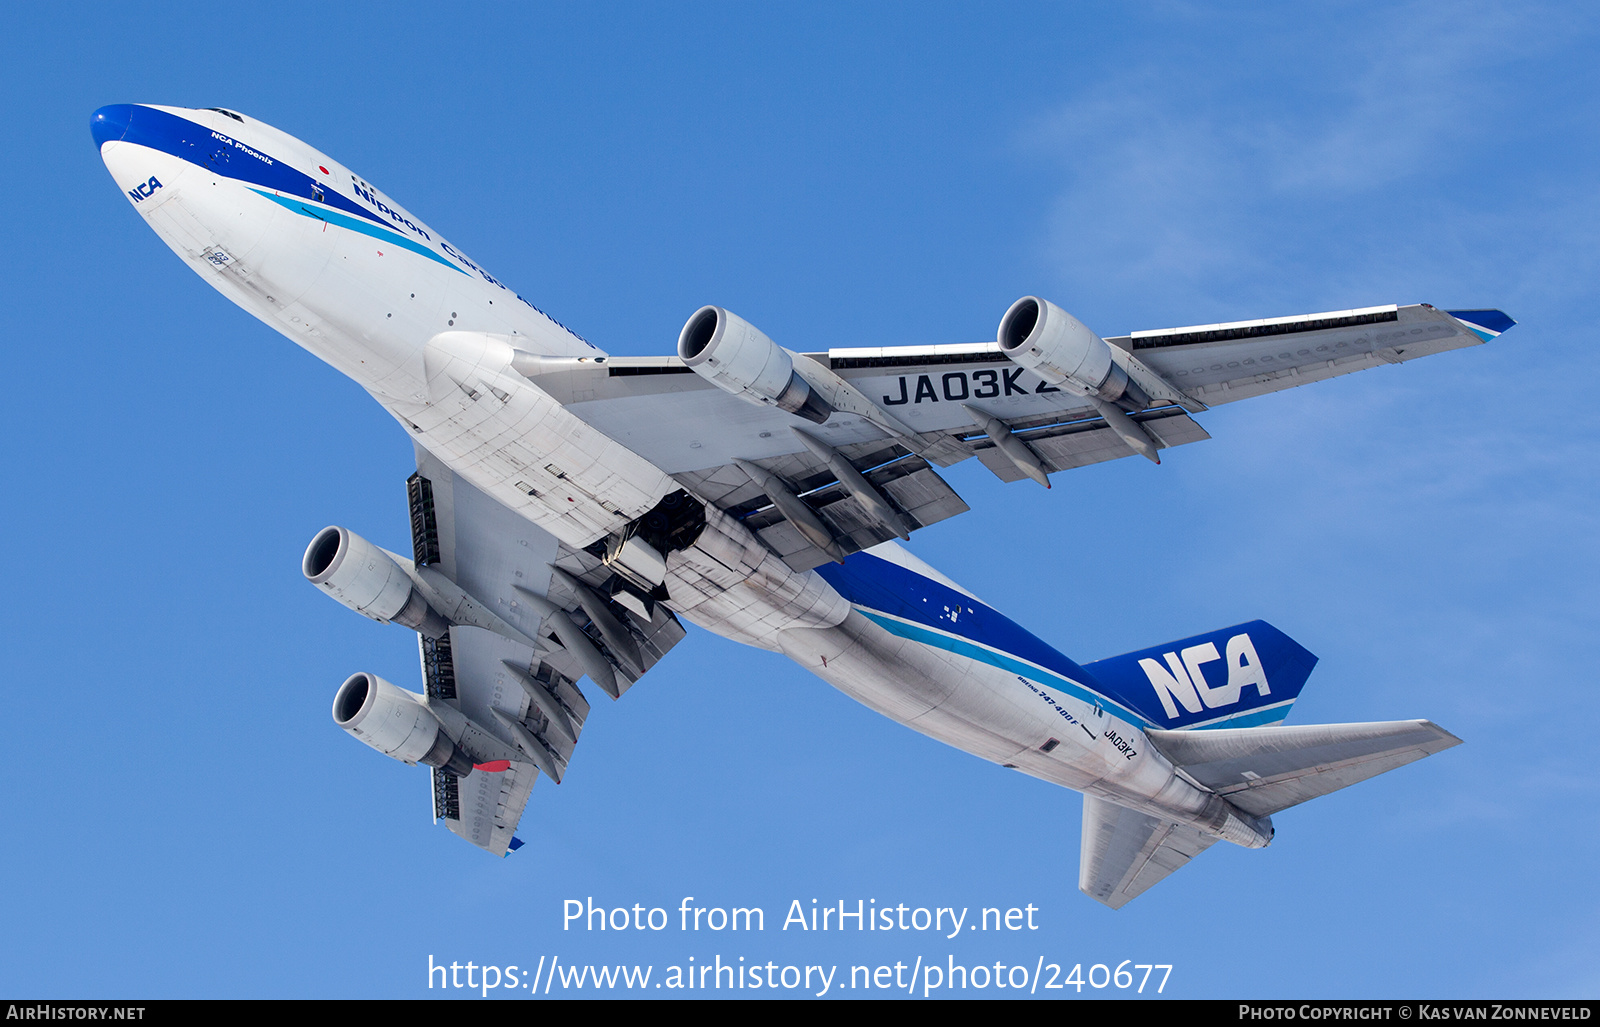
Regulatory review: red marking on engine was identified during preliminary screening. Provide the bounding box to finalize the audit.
[474,760,512,773]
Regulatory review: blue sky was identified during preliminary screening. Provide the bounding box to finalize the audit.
[4,1,1598,999]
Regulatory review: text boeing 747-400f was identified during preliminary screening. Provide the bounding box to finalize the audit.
[92,103,1511,908]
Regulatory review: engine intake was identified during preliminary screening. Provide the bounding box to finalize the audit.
[303,526,450,638]
[332,672,473,775]
[998,296,1148,409]
[677,306,833,423]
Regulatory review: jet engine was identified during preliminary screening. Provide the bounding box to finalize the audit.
[677,306,833,423]
[302,526,450,638]
[998,296,1149,409]
[332,672,474,775]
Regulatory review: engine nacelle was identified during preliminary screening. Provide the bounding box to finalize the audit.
[332,672,474,775]
[302,526,450,638]
[677,306,833,423]
[998,296,1148,408]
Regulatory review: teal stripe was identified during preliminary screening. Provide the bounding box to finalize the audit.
[1190,705,1292,729]
[858,608,1155,728]
[247,188,468,274]
[859,608,1294,733]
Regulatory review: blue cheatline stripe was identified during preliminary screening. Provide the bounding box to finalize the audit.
[248,188,467,274]
[856,608,1156,728]
[859,607,1294,732]
[819,550,1302,730]
[98,104,406,236]
[816,551,1098,686]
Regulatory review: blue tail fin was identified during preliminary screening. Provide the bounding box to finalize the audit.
[1081,620,1317,730]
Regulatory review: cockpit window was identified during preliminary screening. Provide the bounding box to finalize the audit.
[204,108,245,123]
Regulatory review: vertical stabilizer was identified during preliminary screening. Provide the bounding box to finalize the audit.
[1081,620,1317,730]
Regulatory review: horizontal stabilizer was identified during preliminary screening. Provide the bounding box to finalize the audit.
[1146,719,1461,818]
[1079,796,1217,909]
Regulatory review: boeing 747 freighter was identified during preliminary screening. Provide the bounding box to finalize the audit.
[92,103,1510,907]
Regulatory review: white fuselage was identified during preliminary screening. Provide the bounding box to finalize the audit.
[96,104,1267,848]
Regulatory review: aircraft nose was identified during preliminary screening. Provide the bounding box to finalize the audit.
[90,104,135,150]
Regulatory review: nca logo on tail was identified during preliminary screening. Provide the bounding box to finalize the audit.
[1139,634,1270,719]
[1079,618,1314,730]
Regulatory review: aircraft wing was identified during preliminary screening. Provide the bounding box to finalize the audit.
[521,303,1505,571]
[410,446,687,854]
[1116,304,1510,407]
[524,348,1207,570]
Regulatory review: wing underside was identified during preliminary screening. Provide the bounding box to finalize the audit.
[410,448,685,854]
[524,303,1501,571]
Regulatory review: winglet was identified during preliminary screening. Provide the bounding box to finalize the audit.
[1446,309,1516,342]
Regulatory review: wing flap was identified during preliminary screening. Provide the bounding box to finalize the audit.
[1079,796,1218,909]
[735,453,971,570]
[974,407,1209,482]
[676,444,970,571]
[875,456,971,529]
[546,543,688,685]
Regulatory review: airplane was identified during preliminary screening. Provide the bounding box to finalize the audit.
[90,102,1513,909]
